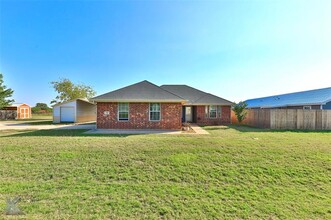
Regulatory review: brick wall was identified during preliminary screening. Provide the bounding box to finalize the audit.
[196,105,231,125]
[97,102,182,130]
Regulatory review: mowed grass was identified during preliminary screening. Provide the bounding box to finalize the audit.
[0,126,330,219]
[22,114,53,125]
[1,114,53,125]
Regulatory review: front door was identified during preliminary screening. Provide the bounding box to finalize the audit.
[185,106,192,122]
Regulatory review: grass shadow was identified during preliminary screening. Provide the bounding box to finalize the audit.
[201,124,331,133]
[227,124,331,133]
[203,126,231,131]
[1,119,54,125]
[19,120,54,125]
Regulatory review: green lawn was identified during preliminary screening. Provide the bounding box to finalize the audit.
[1,114,52,124]
[0,126,330,219]
[1,114,54,125]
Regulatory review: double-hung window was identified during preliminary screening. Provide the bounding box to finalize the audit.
[118,103,129,121]
[217,106,222,118]
[150,103,161,121]
[209,105,217,118]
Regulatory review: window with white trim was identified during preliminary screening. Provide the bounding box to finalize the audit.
[150,103,161,121]
[118,103,129,121]
[209,105,217,118]
[303,106,311,110]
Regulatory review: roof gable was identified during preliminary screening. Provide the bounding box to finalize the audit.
[91,80,185,103]
[160,85,233,105]
[246,87,331,108]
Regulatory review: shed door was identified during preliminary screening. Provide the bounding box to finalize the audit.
[60,107,75,122]
[20,108,29,119]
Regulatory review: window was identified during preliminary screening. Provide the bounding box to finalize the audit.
[217,106,222,118]
[150,103,161,121]
[209,105,217,118]
[205,106,209,118]
[118,103,129,121]
[303,106,312,110]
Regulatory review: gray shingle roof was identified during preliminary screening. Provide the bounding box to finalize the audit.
[245,87,331,108]
[160,85,233,106]
[91,80,185,103]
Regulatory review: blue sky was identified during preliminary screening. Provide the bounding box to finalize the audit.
[1,0,330,106]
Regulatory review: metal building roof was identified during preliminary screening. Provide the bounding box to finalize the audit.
[52,98,95,107]
[6,103,29,108]
[245,87,331,108]
[160,85,233,106]
[91,80,185,103]
[10,103,24,107]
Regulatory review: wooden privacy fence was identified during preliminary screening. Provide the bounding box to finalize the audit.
[231,109,331,130]
[0,110,17,120]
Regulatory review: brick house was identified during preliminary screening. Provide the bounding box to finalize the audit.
[91,81,233,130]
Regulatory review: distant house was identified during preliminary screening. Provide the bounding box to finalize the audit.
[246,87,331,110]
[91,80,233,130]
[53,98,96,123]
[2,103,31,119]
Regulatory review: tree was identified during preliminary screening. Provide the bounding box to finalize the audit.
[232,101,248,123]
[50,78,96,104]
[32,103,52,114]
[35,103,49,110]
[0,73,14,108]
[31,107,41,114]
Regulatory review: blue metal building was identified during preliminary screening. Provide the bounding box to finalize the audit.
[245,87,331,110]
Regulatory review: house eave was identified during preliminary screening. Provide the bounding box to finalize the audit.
[91,99,186,103]
[183,103,233,106]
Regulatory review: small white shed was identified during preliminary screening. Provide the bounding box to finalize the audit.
[53,98,96,123]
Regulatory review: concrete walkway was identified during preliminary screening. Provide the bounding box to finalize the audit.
[56,124,96,130]
[84,124,209,135]
[190,124,210,134]
[84,129,182,135]
[0,120,208,135]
